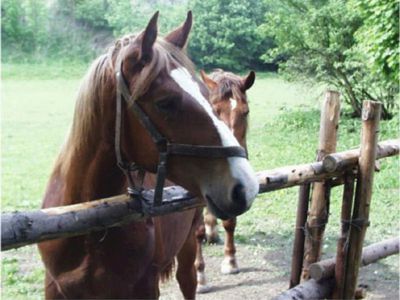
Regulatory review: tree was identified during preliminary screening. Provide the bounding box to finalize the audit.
[105,0,187,36]
[188,0,274,71]
[353,0,399,83]
[262,0,398,119]
[1,0,49,60]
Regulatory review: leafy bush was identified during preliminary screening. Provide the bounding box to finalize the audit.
[1,0,99,63]
[353,0,399,84]
[262,0,399,119]
[188,0,274,71]
[105,0,187,36]
[1,0,48,61]
[1,0,189,63]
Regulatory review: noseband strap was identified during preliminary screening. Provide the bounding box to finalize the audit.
[115,65,247,209]
[167,144,246,158]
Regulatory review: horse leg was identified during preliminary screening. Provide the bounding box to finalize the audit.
[220,217,239,274]
[176,232,197,299]
[194,222,211,293]
[204,208,219,244]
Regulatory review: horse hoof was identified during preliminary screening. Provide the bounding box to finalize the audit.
[221,265,240,274]
[196,284,212,294]
[205,224,220,244]
[206,234,220,244]
[220,257,240,274]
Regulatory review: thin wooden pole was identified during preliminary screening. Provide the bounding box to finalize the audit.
[309,237,399,281]
[302,91,340,279]
[289,184,311,288]
[333,171,356,298]
[342,100,381,299]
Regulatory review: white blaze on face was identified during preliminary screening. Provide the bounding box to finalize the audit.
[230,98,238,110]
[170,67,259,203]
[170,68,239,147]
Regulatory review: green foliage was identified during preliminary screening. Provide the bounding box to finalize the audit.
[1,0,190,63]
[188,0,273,71]
[353,0,399,83]
[74,0,110,29]
[1,0,99,63]
[105,0,187,36]
[262,0,399,119]
[1,0,48,58]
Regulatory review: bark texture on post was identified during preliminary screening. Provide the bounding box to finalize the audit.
[333,171,356,298]
[342,100,381,299]
[309,237,399,281]
[289,184,311,288]
[303,91,340,279]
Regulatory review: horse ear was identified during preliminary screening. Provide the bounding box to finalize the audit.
[242,71,256,91]
[165,11,192,49]
[140,11,159,63]
[200,70,217,90]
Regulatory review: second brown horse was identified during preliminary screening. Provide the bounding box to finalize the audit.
[195,69,256,292]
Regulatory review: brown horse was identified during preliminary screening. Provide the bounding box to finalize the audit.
[195,69,256,293]
[38,12,259,299]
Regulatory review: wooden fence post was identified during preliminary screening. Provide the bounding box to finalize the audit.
[289,184,311,287]
[333,171,356,298]
[302,91,341,279]
[342,100,381,299]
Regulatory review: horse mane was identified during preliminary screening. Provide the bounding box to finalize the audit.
[54,33,195,177]
[209,69,247,104]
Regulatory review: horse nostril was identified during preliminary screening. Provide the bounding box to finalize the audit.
[231,183,247,210]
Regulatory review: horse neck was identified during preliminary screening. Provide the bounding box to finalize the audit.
[55,95,126,206]
[65,140,125,205]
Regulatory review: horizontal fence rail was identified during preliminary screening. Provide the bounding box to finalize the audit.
[258,139,398,192]
[2,139,399,251]
[273,238,399,300]
[2,187,202,251]
[309,237,399,281]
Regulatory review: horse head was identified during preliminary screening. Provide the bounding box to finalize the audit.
[201,69,255,152]
[113,12,259,219]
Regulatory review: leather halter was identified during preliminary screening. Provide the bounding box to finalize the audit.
[115,63,247,208]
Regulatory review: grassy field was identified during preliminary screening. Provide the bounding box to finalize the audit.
[1,63,399,299]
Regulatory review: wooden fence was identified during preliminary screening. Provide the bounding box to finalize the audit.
[1,92,399,299]
[275,95,399,299]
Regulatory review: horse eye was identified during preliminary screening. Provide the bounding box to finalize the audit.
[243,110,250,117]
[155,97,178,115]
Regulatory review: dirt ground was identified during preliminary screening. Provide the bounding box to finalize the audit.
[160,242,399,300]
[2,238,398,299]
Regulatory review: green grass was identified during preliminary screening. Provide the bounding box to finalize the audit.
[1,64,399,299]
[2,62,89,80]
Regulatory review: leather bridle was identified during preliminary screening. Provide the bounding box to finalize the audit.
[114,63,247,209]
